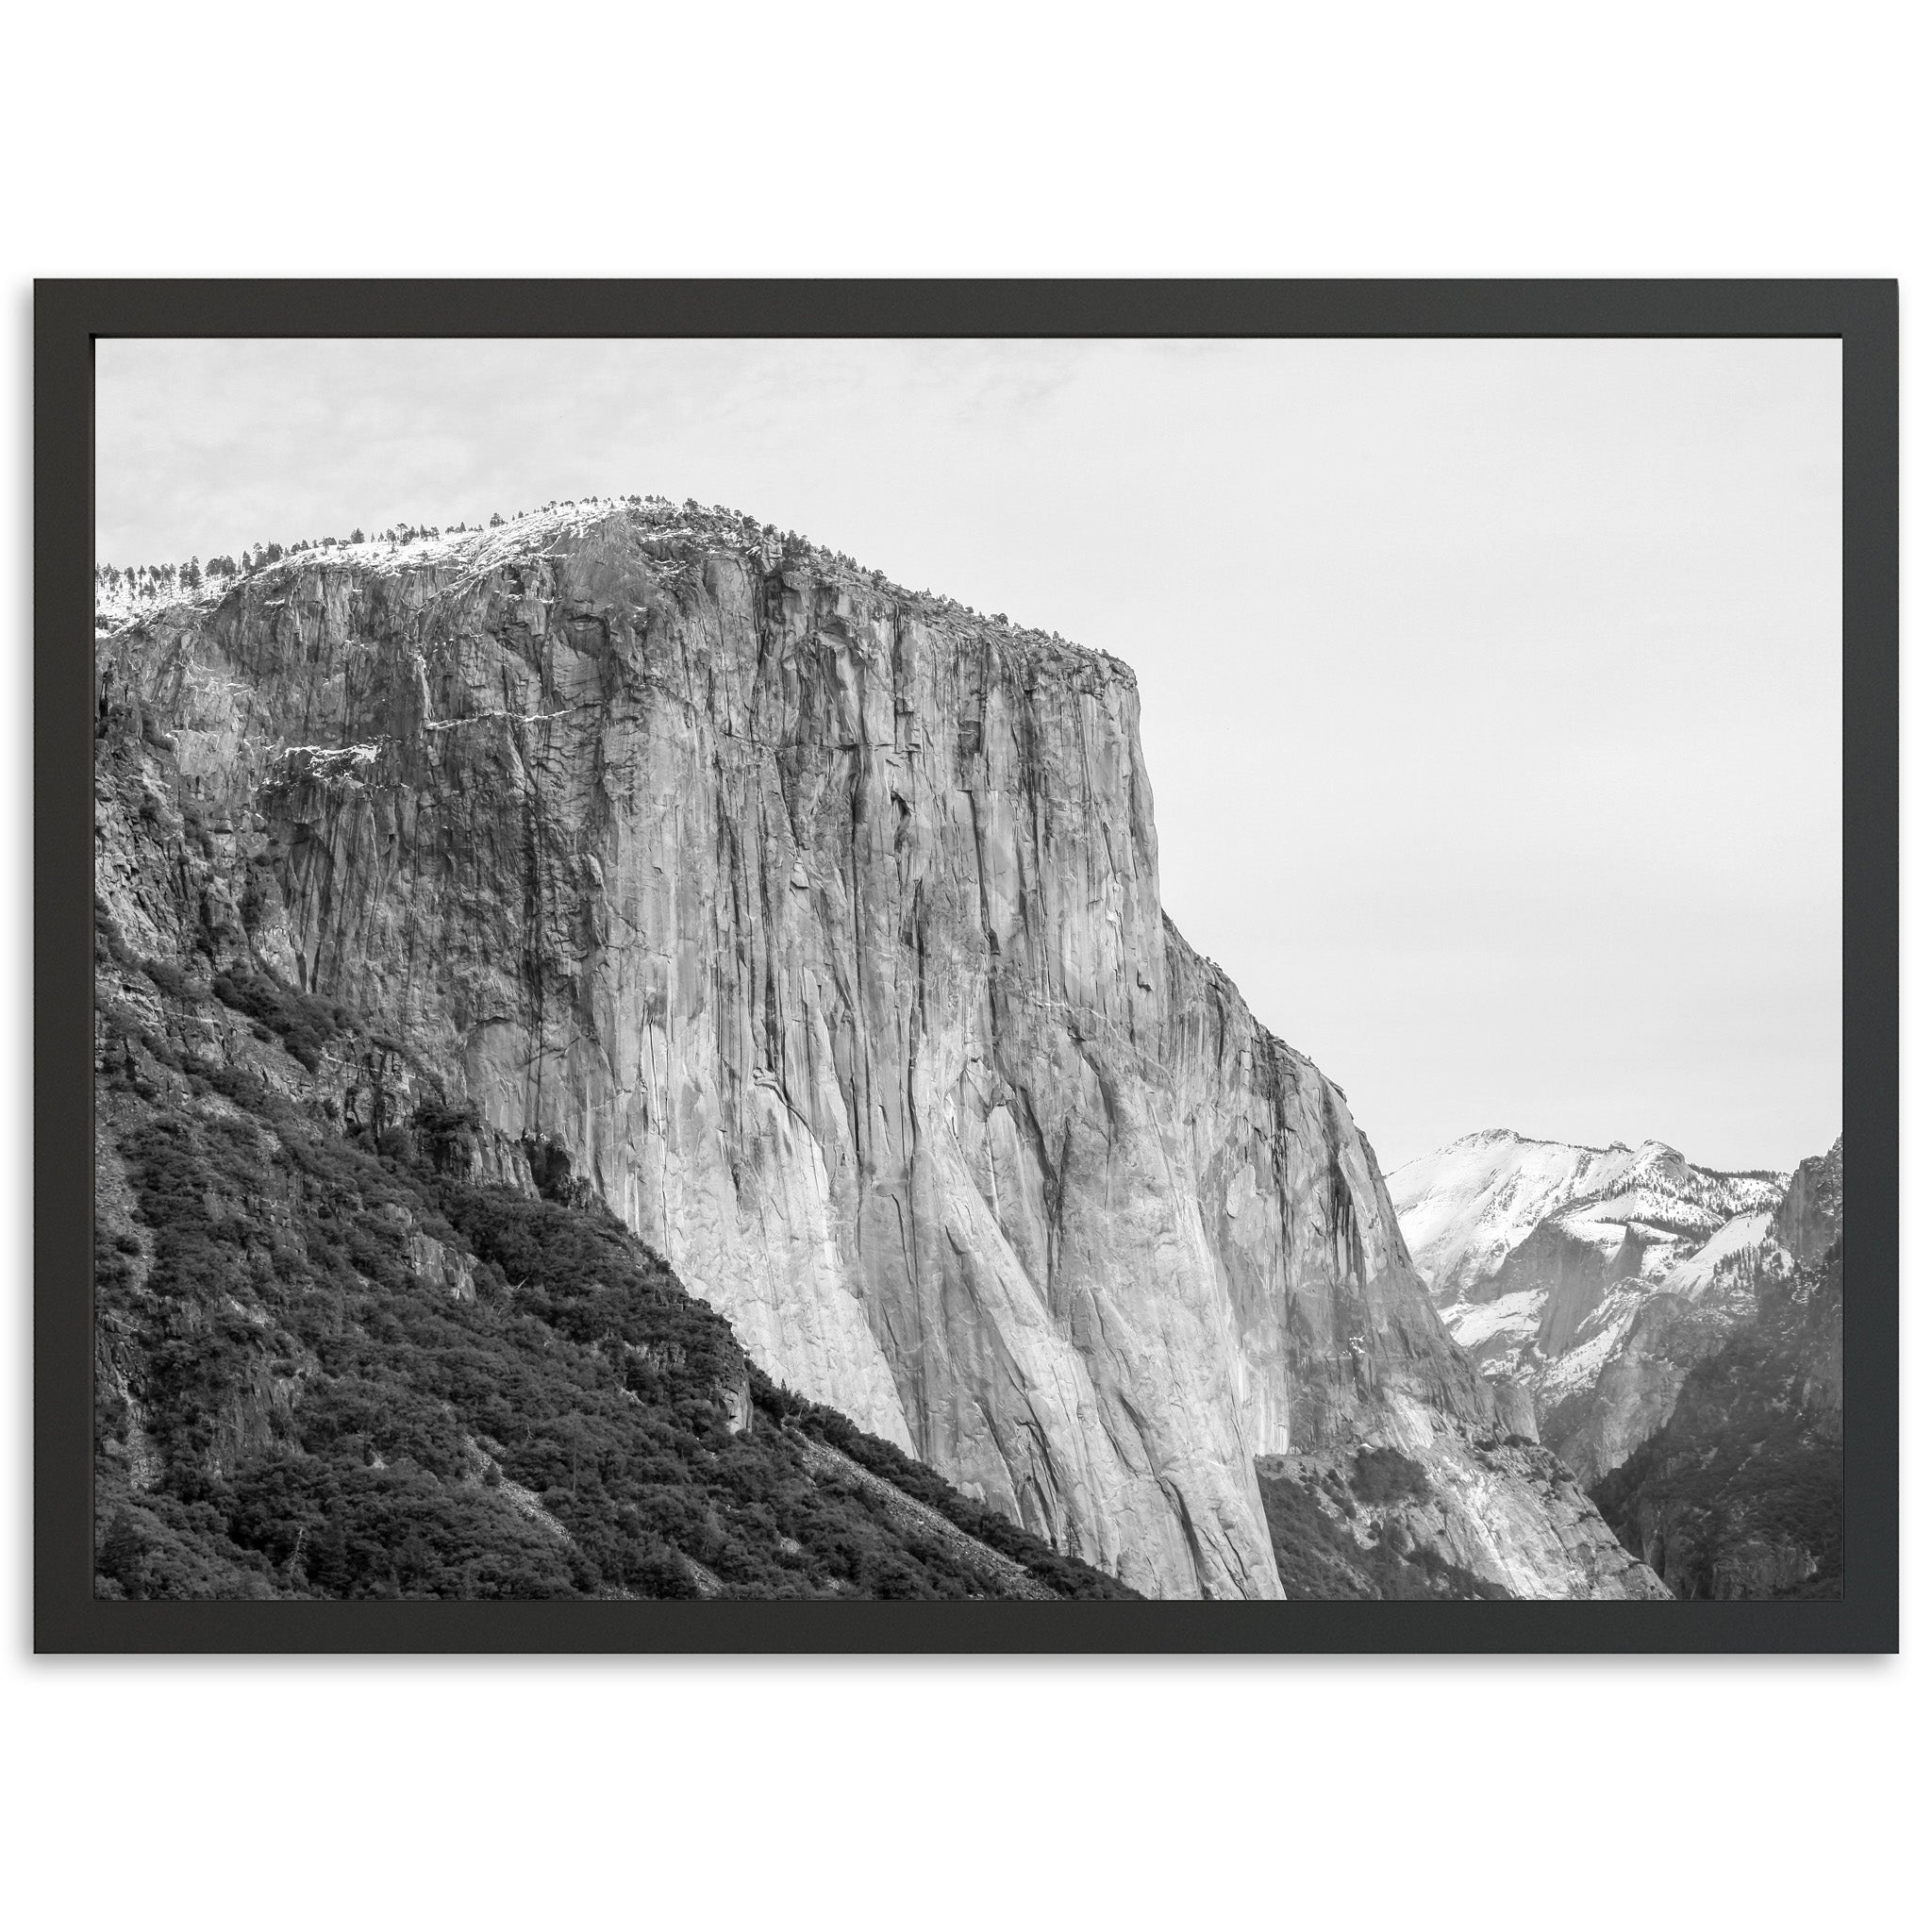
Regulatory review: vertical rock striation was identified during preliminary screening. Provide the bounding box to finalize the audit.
[97,503,1661,1599]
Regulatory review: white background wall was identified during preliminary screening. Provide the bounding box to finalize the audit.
[3,5,1920,1928]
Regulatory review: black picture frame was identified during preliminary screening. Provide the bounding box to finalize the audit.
[36,278,1898,1654]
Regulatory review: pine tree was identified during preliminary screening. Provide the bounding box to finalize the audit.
[100,1507,147,1594]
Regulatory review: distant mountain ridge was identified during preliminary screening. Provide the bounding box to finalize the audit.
[1391,1129,1792,1484]
[1397,1128,1785,1302]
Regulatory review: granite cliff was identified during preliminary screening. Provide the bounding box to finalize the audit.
[95,499,1663,1600]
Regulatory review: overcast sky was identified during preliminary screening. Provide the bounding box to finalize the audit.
[96,337,1840,1173]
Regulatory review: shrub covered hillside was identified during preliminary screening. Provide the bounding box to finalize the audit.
[1256,1447,1516,1601]
[92,740,1134,1602]
[1591,1161,1844,1602]
[94,972,1135,1601]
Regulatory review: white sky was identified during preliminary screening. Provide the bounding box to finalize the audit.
[95,337,1841,1173]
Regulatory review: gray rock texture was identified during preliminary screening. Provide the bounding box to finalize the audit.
[95,502,1662,1599]
[1772,1138,1844,1269]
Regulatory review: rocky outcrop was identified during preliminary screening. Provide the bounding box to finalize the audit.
[1257,1434,1667,1602]
[1537,1289,1740,1487]
[96,500,1660,1599]
[1773,1139,1843,1268]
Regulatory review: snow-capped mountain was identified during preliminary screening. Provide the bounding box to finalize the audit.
[1390,1129,1788,1483]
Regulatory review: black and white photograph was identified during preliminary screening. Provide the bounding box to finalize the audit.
[82,328,1851,1608]
[12,3,1924,1924]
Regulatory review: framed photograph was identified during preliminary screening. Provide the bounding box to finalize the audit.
[35,280,1897,1652]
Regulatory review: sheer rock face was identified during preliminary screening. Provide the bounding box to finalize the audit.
[1537,1290,1742,1488]
[1772,1139,1843,1269]
[97,507,1660,1599]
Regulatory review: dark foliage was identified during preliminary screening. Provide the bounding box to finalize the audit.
[1591,1245,1843,1600]
[757,1376,1138,1601]
[209,967,359,1073]
[93,991,1131,1603]
[1345,1444,1432,1509]
[1255,1458,1513,1601]
[410,1098,483,1175]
